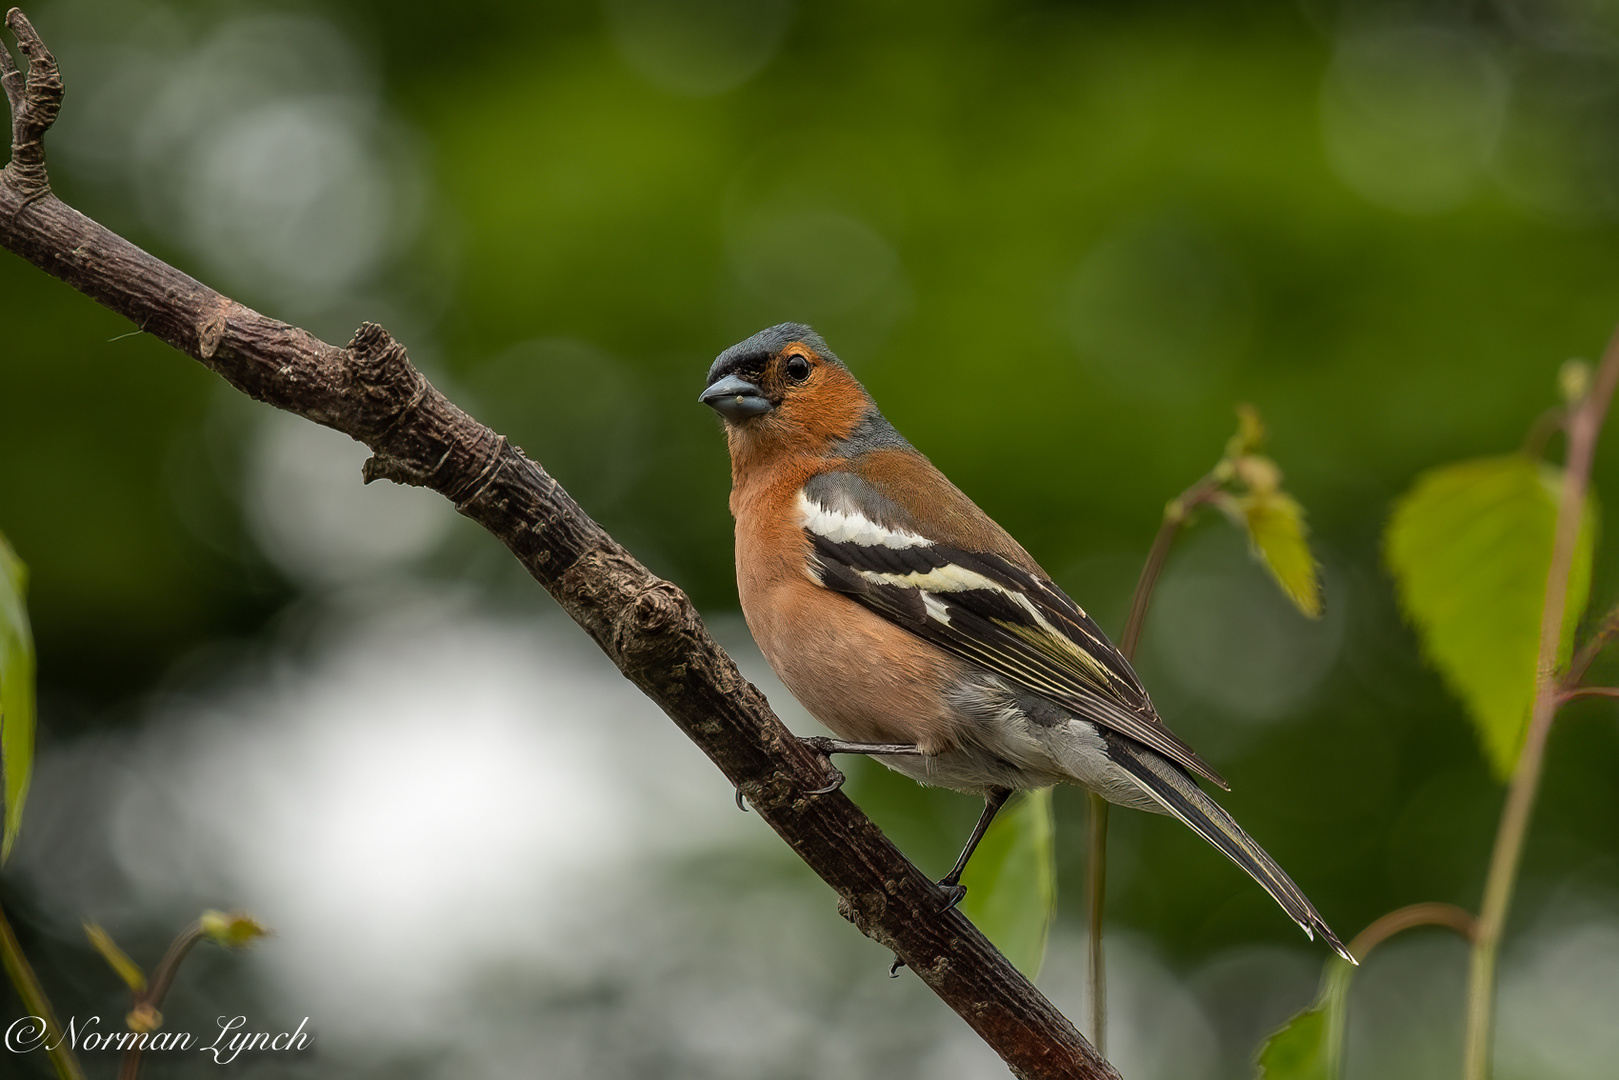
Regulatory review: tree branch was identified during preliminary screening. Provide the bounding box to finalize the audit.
[0,10,1116,1078]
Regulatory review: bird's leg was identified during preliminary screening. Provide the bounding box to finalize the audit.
[797,736,925,795]
[934,787,1014,911]
[800,736,925,757]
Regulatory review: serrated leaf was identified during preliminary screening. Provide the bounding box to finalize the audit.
[960,788,1055,978]
[1255,959,1353,1080]
[85,923,147,994]
[1238,491,1323,619]
[1386,455,1595,778]
[0,531,36,863]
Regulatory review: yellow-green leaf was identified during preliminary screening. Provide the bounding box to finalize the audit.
[1232,454,1283,496]
[85,923,147,994]
[1254,959,1353,1080]
[1226,403,1266,459]
[1237,490,1323,619]
[0,531,35,863]
[1559,359,1590,405]
[960,788,1055,978]
[199,909,271,949]
[1386,455,1595,778]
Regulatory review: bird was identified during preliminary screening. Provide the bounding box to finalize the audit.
[699,322,1351,961]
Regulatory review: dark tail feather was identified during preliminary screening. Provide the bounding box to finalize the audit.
[1105,734,1355,963]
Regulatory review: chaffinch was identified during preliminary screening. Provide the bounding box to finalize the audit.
[700,322,1350,960]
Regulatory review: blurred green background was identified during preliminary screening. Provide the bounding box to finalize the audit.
[3,0,1619,1077]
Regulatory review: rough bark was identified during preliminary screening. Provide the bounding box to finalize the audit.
[0,10,1118,1078]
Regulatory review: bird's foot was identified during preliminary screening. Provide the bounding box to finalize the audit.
[889,954,907,977]
[798,736,848,795]
[734,786,749,812]
[798,736,926,795]
[935,880,968,913]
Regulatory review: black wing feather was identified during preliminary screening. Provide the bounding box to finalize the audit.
[808,530,1228,788]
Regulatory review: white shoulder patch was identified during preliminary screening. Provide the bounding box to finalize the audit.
[797,489,933,550]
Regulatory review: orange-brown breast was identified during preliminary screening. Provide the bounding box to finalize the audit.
[728,452,975,752]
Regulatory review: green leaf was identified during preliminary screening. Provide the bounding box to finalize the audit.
[960,788,1055,978]
[1235,489,1323,619]
[84,923,147,994]
[199,909,271,949]
[1254,959,1353,1080]
[0,532,36,863]
[1386,455,1596,778]
[1226,403,1267,459]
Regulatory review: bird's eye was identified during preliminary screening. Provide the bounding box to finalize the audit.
[785,355,811,382]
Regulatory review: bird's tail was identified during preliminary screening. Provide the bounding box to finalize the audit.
[1104,733,1355,963]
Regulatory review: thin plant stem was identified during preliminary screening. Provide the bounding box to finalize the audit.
[1120,510,1183,661]
[1561,599,1619,690]
[118,920,206,1080]
[1119,477,1218,660]
[1347,902,1476,962]
[1519,405,1566,459]
[1084,475,1220,1055]
[1557,685,1619,704]
[1462,322,1619,1080]
[0,901,88,1080]
[1084,792,1107,1055]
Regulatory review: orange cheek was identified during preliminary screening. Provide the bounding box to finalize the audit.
[775,376,868,445]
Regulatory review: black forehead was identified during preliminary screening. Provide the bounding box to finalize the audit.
[705,323,844,385]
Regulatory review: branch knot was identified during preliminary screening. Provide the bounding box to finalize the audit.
[347,321,425,435]
[1,9,62,206]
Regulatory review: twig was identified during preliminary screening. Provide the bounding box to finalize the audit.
[1461,319,1619,1080]
[0,11,1115,1077]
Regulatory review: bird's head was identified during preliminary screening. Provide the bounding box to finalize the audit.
[700,324,878,465]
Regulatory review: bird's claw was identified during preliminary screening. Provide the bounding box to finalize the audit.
[808,766,846,795]
[734,786,749,812]
[889,954,907,977]
[936,881,967,912]
[799,736,847,795]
